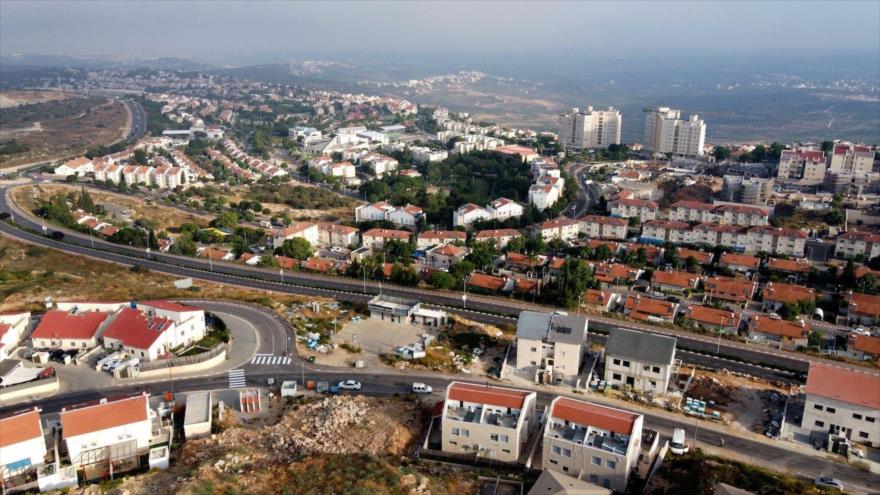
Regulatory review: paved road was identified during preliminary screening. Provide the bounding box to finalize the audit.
[122,99,146,143]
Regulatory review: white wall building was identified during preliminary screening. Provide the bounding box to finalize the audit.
[558,106,622,151]
[643,107,706,157]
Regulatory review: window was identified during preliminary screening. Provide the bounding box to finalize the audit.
[815,420,825,427]
[652,366,661,373]
[449,441,457,446]
[531,347,538,352]
[562,466,569,472]
[826,407,836,414]
[563,448,572,457]
[853,413,863,420]
[612,373,622,381]
[490,434,499,442]
[643,365,650,371]
[622,360,630,367]
[461,429,469,437]
[813,404,824,411]
[451,428,459,436]
[550,459,558,465]
[613,358,621,366]
[589,475,599,483]
[859,432,869,439]
[552,446,561,455]
[607,460,617,469]
[603,479,611,489]
[500,434,509,443]
[592,456,602,465]
[867,417,876,423]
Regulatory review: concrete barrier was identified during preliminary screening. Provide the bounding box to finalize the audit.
[0,375,59,403]
[127,347,227,379]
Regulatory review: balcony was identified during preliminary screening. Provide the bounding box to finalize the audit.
[447,404,520,428]
[548,421,630,456]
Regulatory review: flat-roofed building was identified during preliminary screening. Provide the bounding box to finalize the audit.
[542,396,644,492]
[441,382,537,462]
[603,328,677,395]
[801,363,880,446]
[515,311,589,382]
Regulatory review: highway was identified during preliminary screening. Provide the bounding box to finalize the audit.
[0,301,873,494]
[6,178,873,383]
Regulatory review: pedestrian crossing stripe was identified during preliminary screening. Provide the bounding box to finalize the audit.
[228,368,246,388]
[250,354,292,365]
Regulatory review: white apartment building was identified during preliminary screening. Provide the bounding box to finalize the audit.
[355,201,396,223]
[417,230,467,249]
[835,230,880,259]
[746,226,807,257]
[487,198,525,221]
[578,215,628,240]
[542,397,644,492]
[272,222,320,248]
[643,107,705,157]
[425,244,469,270]
[60,393,154,467]
[603,328,677,395]
[777,150,827,185]
[558,106,622,151]
[317,223,360,248]
[0,311,30,359]
[829,144,874,175]
[361,228,411,249]
[529,183,561,211]
[387,204,423,227]
[515,311,589,381]
[453,203,493,228]
[536,218,580,242]
[411,146,448,163]
[640,220,694,244]
[801,363,880,447]
[54,156,94,177]
[609,197,658,221]
[474,229,522,248]
[360,153,398,177]
[669,201,768,227]
[441,382,537,462]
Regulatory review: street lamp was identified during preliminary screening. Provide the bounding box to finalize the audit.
[279,268,284,284]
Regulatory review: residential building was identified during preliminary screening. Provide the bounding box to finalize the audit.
[801,363,880,446]
[721,175,774,205]
[474,229,521,248]
[0,311,30,360]
[55,156,93,177]
[537,218,580,242]
[101,308,176,361]
[542,396,643,492]
[681,305,739,333]
[676,247,713,265]
[715,204,769,227]
[841,334,880,362]
[643,107,705,157]
[578,215,628,240]
[692,223,749,251]
[765,257,811,279]
[411,146,448,163]
[197,247,234,261]
[441,382,537,462]
[60,393,154,467]
[747,315,808,349]
[361,228,410,249]
[622,295,677,323]
[608,197,658,222]
[718,253,760,272]
[467,272,514,293]
[417,230,467,249]
[650,270,701,294]
[355,201,396,223]
[641,220,693,244]
[747,226,807,257]
[272,222,320,248]
[583,289,620,312]
[529,183,561,210]
[835,231,880,260]
[527,470,610,495]
[777,150,827,185]
[761,282,816,313]
[828,144,874,175]
[425,244,469,270]
[360,153,398,177]
[704,276,757,305]
[31,309,111,349]
[591,263,642,286]
[846,291,880,327]
[453,203,493,228]
[515,311,589,381]
[486,198,525,221]
[558,106,622,151]
[387,204,423,227]
[604,328,677,395]
[0,407,47,482]
[669,201,715,223]
[493,145,540,163]
[317,223,360,249]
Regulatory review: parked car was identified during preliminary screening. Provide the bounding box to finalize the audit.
[412,382,433,394]
[814,477,843,491]
[102,359,122,371]
[49,350,66,362]
[670,428,689,455]
[337,380,362,391]
[38,367,56,379]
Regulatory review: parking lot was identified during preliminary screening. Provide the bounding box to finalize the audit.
[307,317,440,368]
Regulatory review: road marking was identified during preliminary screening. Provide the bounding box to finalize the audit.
[228,368,246,388]
[250,354,291,366]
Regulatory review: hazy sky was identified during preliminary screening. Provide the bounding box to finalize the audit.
[2,1,878,59]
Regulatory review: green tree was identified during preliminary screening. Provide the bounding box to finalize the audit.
[391,263,418,286]
[429,271,457,290]
[465,241,499,271]
[276,237,313,260]
[820,141,834,153]
[840,260,858,289]
[712,145,732,162]
[133,148,148,165]
[211,210,239,229]
[449,260,476,283]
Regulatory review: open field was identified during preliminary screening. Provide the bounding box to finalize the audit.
[0,95,128,168]
[14,183,211,232]
[0,90,73,109]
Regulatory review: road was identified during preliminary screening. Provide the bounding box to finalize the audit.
[0,300,874,494]
[5,179,873,383]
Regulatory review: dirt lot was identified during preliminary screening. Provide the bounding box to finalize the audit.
[0,96,128,168]
[0,90,72,109]
[684,369,792,434]
[70,395,479,495]
[14,183,211,231]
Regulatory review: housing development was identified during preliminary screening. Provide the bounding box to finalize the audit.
[0,3,878,494]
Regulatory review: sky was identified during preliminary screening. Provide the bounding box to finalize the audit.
[1,0,878,60]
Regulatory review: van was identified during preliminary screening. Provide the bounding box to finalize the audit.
[670,428,689,455]
[412,382,433,394]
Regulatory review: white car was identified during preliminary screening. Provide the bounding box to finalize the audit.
[102,359,121,371]
[337,380,362,390]
[412,382,433,394]
[814,477,843,491]
[669,428,689,455]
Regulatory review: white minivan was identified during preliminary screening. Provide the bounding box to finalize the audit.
[670,428,689,455]
[412,382,433,394]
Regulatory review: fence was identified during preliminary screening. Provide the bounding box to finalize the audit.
[139,343,227,372]
[418,448,537,474]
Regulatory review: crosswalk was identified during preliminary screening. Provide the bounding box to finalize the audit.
[250,354,292,366]
[228,368,246,388]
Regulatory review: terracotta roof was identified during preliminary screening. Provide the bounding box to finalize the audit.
[492,145,538,158]
[652,270,701,289]
[317,223,358,235]
[0,408,43,448]
[766,258,811,273]
[447,382,530,409]
[762,282,815,304]
[749,315,807,338]
[805,363,880,409]
[506,252,544,268]
[676,248,712,264]
[540,217,579,230]
[475,229,521,240]
[593,263,638,284]
[838,230,880,243]
[748,225,807,239]
[61,394,150,438]
[613,197,658,209]
[457,203,484,214]
[302,257,335,273]
[851,334,880,356]
[704,276,757,302]
[363,228,410,240]
[419,230,466,241]
[32,310,109,341]
[644,220,691,230]
[578,214,628,227]
[467,273,508,291]
[583,289,614,307]
[672,200,714,211]
[624,295,675,318]
[102,308,173,350]
[716,204,769,216]
[849,292,880,318]
[514,277,538,294]
[683,305,737,327]
[198,248,231,261]
[719,252,760,269]
[585,239,620,252]
[275,255,297,270]
[431,244,467,257]
[551,397,638,435]
[547,257,565,270]
[854,265,880,280]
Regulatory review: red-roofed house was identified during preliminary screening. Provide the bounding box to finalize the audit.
[583,289,620,311]
[841,334,880,362]
[704,276,757,305]
[747,315,808,349]
[623,295,677,323]
[835,230,880,260]
[676,247,713,265]
[802,363,880,446]
[101,308,176,361]
[609,197,658,221]
[60,393,155,467]
[0,407,47,481]
[474,229,521,248]
[681,305,740,332]
[467,273,513,293]
[417,230,467,249]
[846,291,880,327]
[542,397,644,492]
[0,311,30,360]
[718,252,760,272]
[362,228,411,249]
[578,215,628,240]
[441,382,537,462]
[591,263,642,286]
[761,282,816,313]
[651,270,701,294]
[31,310,111,349]
[425,244,469,270]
